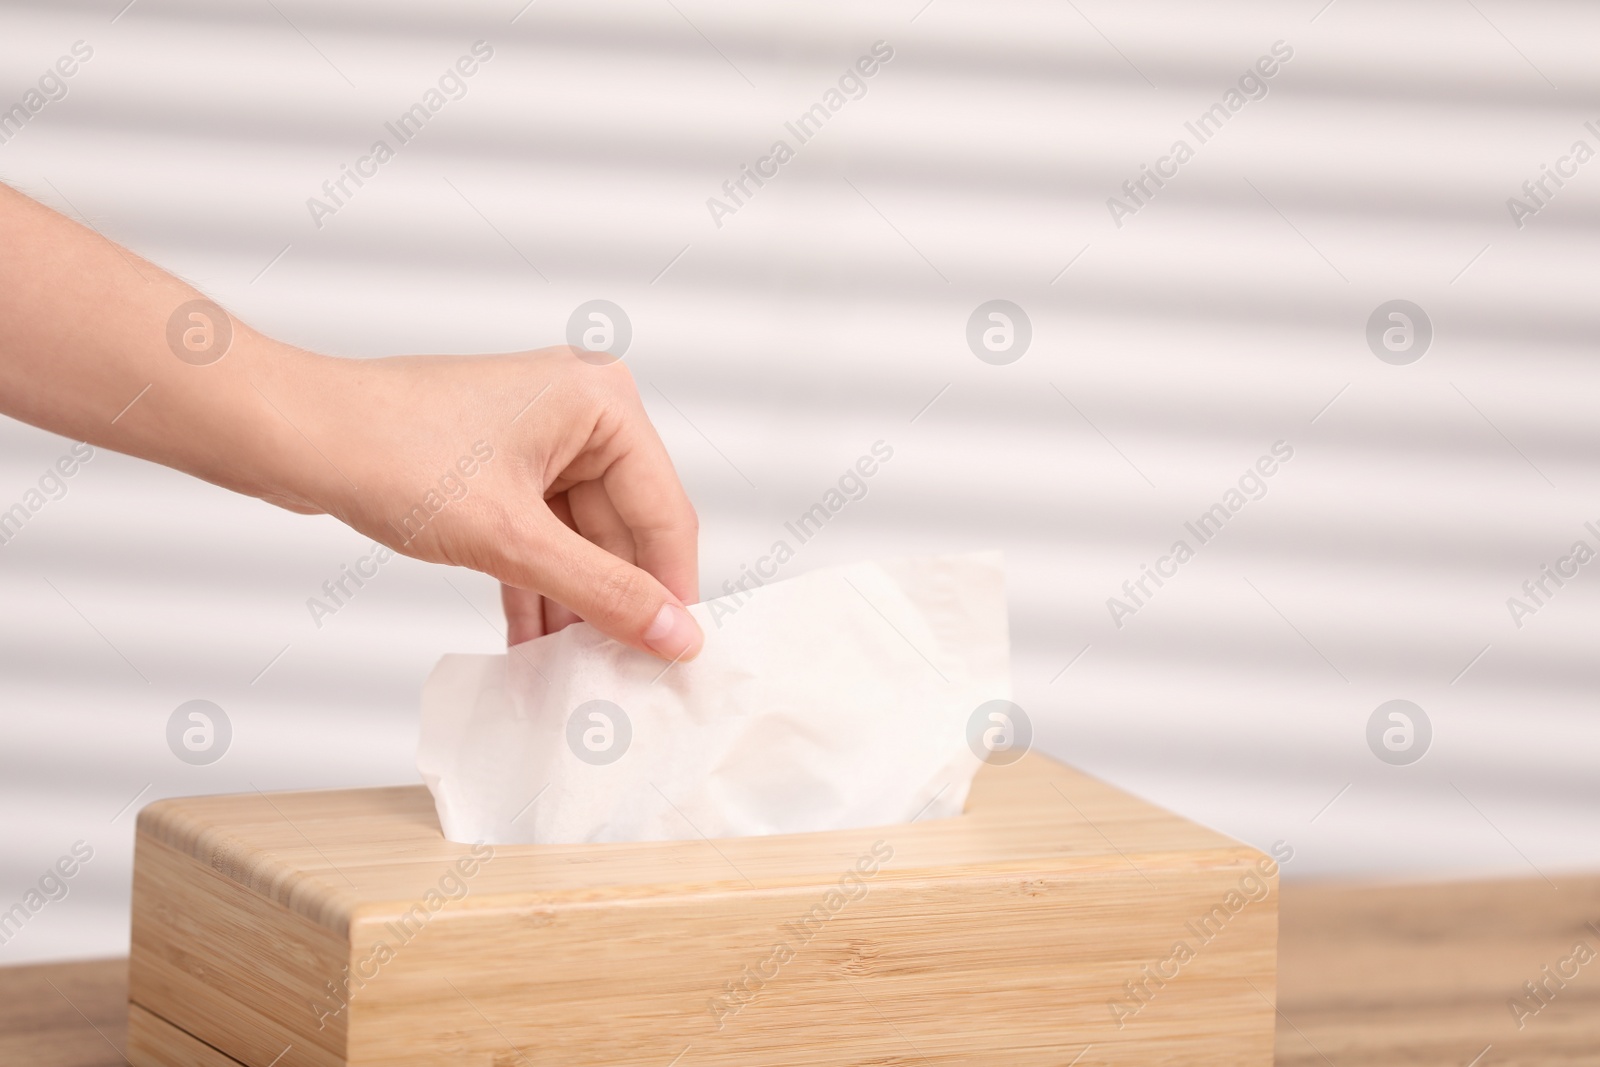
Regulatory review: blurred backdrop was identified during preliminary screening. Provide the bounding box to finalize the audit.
[3,0,1599,964]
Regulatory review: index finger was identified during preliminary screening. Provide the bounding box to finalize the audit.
[600,419,699,607]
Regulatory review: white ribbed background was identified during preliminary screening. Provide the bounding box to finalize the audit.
[2,0,1598,964]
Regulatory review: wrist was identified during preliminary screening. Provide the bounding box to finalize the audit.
[227,337,353,518]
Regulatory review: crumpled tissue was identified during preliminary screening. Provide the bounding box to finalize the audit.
[417,551,1008,844]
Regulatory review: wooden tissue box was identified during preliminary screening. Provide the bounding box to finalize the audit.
[127,756,1278,1066]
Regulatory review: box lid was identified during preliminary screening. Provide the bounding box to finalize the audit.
[135,755,1257,936]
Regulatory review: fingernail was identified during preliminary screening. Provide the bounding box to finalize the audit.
[643,602,703,661]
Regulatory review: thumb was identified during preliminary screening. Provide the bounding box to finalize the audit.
[517,512,704,661]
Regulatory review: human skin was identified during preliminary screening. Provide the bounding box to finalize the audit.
[0,181,703,661]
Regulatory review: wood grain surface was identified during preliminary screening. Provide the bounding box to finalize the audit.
[1274,875,1600,1067]
[129,754,1260,924]
[0,957,130,1067]
[125,756,1280,1066]
[5,874,1599,1065]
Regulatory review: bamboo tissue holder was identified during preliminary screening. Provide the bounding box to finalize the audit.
[127,755,1278,1066]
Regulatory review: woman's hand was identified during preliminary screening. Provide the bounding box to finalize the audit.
[280,347,703,660]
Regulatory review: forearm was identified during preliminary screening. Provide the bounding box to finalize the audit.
[0,182,333,510]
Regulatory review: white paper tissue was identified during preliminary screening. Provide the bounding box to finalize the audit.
[417,551,1009,844]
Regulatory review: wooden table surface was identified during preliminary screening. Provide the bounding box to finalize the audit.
[4,875,1597,1066]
